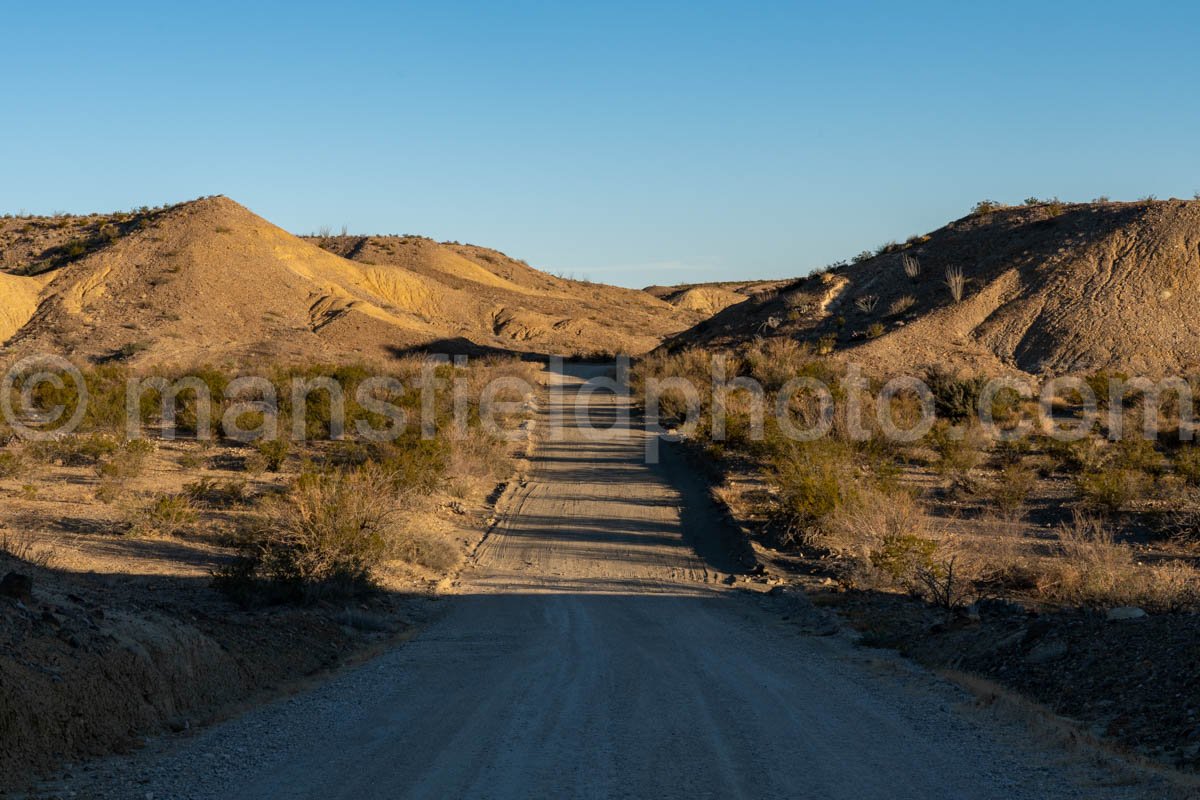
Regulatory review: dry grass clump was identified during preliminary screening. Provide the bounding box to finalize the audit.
[183,477,249,506]
[0,527,58,568]
[1039,514,1200,611]
[818,485,972,609]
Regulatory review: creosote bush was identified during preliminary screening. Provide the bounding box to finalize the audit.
[254,438,290,472]
[127,493,198,537]
[216,464,457,603]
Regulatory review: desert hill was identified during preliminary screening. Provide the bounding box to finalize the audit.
[0,197,700,366]
[663,199,1200,376]
[643,279,790,317]
[308,233,698,354]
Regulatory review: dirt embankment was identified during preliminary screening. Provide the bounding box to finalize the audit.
[0,559,425,790]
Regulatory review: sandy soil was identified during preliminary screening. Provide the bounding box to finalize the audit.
[31,366,1168,799]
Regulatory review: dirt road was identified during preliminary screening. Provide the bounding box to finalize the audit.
[50,366,1154,799]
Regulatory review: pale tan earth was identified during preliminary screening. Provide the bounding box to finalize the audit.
[0,198,701,367]
[38,367,1160,799]
[666,199,1200,376]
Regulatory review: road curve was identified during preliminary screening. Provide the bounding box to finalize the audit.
[50,365,1151,799]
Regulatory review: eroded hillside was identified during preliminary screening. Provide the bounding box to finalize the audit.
[665,199,1200,376]
[0,197,701,366]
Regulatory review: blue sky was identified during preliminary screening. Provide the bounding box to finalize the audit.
[3,1,1198,287]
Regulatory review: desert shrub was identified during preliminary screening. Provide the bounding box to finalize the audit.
[988,462,1037,518]
[183,477,249,506]
[1043,436,1105,474]
[870,533,938,584]
[1174,446,1200,485]
[446,427,508,486]
[888,295,916,316]
[992,436,1034,467]
[254,438,290,472]
[178,452,206,469]
[1110,437,1164,474]
[0,451,25,479]
[927,421,986,481]
[1085,370,1130,408]
[821,486,967,607]
[1077,466,1149,514]
[972,199,1003,215]
[327,435,450,494]
[924,367,986,422]
[854,295,879,313]
[96,438,155,481]
[217,465,456,602]
[866,322,885,338]
[30,433,120,466]
[127,493,198,537]
[767,440,858,546]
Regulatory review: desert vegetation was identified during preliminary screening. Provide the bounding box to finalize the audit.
[0,355,538,601]
[635,340,1200,614]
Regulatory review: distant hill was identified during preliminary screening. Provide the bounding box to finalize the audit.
[662,200,1200,376]
[0,197,701,367]
[643,279,790,317]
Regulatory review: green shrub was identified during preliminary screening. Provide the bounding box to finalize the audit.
[927,422,985,480]
[0,451,25,479]
[767,441,857,546]
[96,439,155,481]
[924,367,986,422]
[31,433,120,466]
[1111,437,1164,474]
[988,463,1036,517]
[1174,446,1200,485]
[254,439,291,472]
[871,534,939,584]
[1077,467,1148,515]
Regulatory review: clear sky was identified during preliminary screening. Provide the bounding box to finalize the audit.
[3,1,1198,287]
